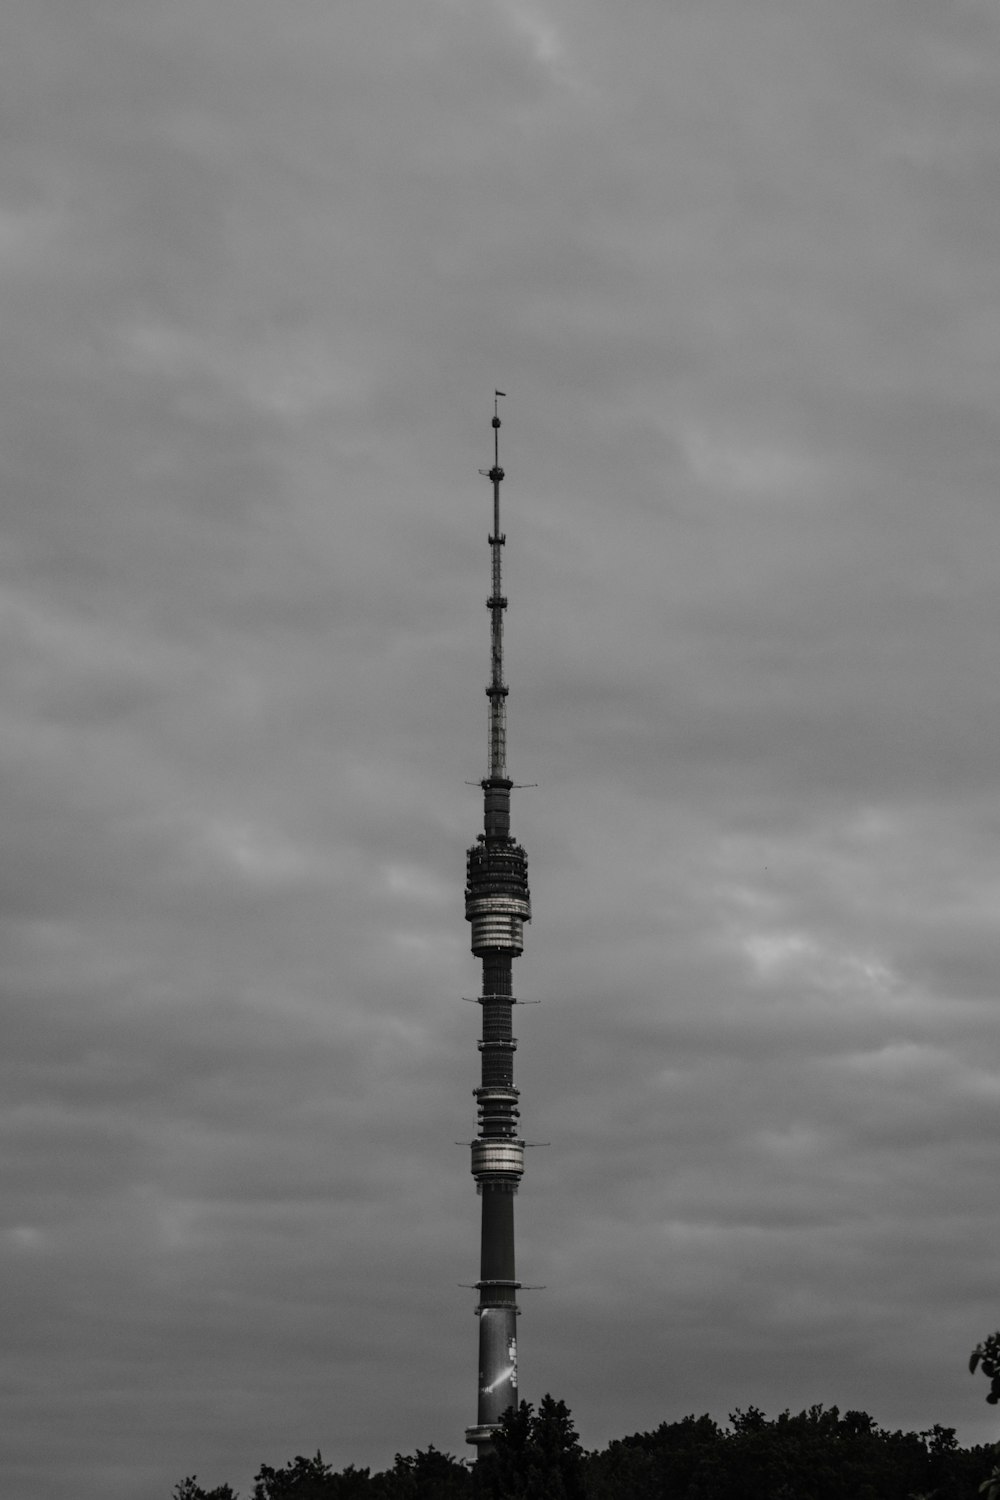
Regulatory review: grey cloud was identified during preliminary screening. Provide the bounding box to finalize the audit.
[3,1,1000,1496]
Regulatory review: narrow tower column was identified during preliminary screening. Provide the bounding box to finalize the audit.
[465,395,531,1456]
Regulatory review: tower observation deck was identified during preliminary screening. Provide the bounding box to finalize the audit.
[464,394,532,1456]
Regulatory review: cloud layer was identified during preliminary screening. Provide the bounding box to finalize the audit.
[3,2,1000,1495]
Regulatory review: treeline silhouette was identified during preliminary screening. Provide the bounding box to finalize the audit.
[174,1393,996,1499]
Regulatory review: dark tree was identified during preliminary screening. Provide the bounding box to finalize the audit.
[585,1404,991,1500]
[586,1412,722,1500]
[173,1480,240,1500]
[172,1393,997,1500]
[971,1332,1000,1407]
[477,1395,585,1499]
[328,1466,380,1500]
[252,1451,339,1499]
[386,1444,471,1499]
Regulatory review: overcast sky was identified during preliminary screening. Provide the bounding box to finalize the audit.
[4,2,1000,1496]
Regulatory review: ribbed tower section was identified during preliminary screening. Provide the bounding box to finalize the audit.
[465,395,531,1457]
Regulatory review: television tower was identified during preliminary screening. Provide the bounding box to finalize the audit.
[464,394,532,1456]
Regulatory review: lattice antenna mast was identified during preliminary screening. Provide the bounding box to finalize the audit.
[486,391,508,780]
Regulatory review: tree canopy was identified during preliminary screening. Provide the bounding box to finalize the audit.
[174,1396,997,1500]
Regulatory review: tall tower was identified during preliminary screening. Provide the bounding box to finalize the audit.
[464,394,532,1456]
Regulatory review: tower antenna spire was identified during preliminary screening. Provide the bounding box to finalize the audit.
[486,390,507,782]
[464,396,532,1457]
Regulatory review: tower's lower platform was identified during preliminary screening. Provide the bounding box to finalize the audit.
[465,1423,501,1454]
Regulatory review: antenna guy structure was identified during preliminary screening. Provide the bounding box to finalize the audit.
[464,394,532,1455]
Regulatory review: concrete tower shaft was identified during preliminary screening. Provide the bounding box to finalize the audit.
[465,396,532,1456]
